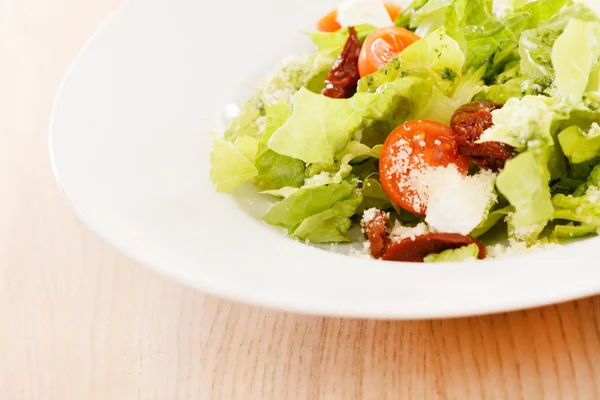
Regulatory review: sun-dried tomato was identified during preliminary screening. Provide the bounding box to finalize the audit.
[382,233,486,263]
[322,26,362,99]
[450,100,514,171]
[360,210,390,259]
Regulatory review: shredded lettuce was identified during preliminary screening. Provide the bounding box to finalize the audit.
[424,244,480,263]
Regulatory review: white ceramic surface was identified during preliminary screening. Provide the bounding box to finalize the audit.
[51,0,600,319]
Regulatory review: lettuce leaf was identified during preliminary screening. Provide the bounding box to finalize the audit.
[292,191,363,242]
[225,54,332,140]
[262,177,359,235]
[268,88,375,165]
[471,207,510,238]
[395,0,429,28]
[552,19,600,103]
[409,0,454,37]
[210,136,259,192]
[255,102,305,189]
[358,174,393,214]
[553,164,600,231]
[424,244,480,263]
[496,151,554,242]
[553,223,598,238]
[558,124,600,165]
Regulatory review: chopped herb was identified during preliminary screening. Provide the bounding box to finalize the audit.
[441,68,457,82]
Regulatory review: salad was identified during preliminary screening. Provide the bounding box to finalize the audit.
[210,0,600,263]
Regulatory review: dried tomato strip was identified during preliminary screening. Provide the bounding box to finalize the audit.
[450,100,514,171]
[382,233,486,263]
[322,26,362,99]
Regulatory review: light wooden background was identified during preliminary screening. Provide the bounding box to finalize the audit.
[3,0,600,399]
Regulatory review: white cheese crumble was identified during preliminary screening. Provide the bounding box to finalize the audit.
[422,165,498,235]
[390,221,431,242]
[362,207,381,224]
[260,54,314,107]
[487,240,559,259]
[337,0,394,29]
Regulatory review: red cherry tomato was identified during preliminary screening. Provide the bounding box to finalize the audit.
[379,120,471,215]
[358,27,420,77]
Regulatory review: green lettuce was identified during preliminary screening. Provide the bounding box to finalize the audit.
[210,136,259,192]
[424,244,480,263]
[471,207,510,238]
[558,124,600,165]
[553,223,598,238]
[395,0,429,28]
[409,0,454,37]
[552,19,600,103]
[358,174,393,214]
[496,151,554,242]
[480,62,525,103]
[268,88,375,165]
[292,191,363,243]
[255,102,305,189]
[262,177,359,240]
[225,54,332,140]
[553,165,600,231]
[445,0,508,71]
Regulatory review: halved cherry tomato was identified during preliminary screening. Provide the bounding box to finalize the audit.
[358,27,420,77]
[317,3,403,32]
[379,120,471,215]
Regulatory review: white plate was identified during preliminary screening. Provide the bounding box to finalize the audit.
[51,0,600,319]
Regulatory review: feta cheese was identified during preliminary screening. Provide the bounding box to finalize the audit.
[423,165,497,235]
[337,0,394,29]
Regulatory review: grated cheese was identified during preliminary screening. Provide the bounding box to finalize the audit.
[361,208,389,225]
[390,221,431,242]
[424,166,497,235]
[487,240,560,259]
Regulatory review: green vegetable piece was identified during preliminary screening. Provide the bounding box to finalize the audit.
[424,244,480,263]
[552,19,600,102]
[496,151,554,242]
[210,137,259,193]
[292,191,363,243]
[558,124,600,165]
[262,178,358,231]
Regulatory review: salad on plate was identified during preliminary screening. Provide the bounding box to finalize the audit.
[210,0,600,263]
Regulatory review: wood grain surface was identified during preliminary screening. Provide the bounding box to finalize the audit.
[3,1,600,399]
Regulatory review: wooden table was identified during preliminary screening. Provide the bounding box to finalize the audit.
[3,1,600,398]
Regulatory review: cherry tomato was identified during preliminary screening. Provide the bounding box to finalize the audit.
[379,120,471,215]
[317,3,403,33]
[358,27,420,77]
